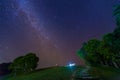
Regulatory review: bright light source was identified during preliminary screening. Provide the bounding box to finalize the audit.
[68,63,76,67]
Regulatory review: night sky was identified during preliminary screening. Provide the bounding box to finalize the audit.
[0,0,118,68]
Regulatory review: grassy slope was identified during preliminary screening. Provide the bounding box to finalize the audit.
[4,66,120,80]
[5,66,83,80]
[89,66,120,80]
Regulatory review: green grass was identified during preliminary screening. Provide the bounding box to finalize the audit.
[89,66,120,80]
[5,66,83,80]
[3,65,120,80]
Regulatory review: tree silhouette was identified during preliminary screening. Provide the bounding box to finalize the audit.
[9,53,39,75]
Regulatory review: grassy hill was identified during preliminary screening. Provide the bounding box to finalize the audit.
[2,65,120,80]
[5,66,83,80]
[89,66,120,80]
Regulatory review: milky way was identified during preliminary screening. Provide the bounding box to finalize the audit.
[0,0,118,68]
[11,0,68,67]
[13,0,48,40]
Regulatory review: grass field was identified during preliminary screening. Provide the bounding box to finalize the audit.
[4,66,83,80]
[89,66,120,80]
[2,66,120,80]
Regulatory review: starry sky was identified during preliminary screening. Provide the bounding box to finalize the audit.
[0,0,118,68]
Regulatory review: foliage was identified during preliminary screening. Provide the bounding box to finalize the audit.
[77,43,87,60]
[83,39,101,65]
[9,53,39,75]
[113,4,120,26]
[24,53,39,71]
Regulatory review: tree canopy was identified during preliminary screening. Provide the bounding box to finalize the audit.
[9,53,39,75]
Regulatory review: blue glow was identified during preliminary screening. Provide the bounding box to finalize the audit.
[68,63,76,67]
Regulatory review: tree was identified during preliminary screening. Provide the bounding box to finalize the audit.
[9,56,25,75]
[77,43,87,60]
[113,4,120,54]
[78,32,120,68]
[78,39,101,65]
[98,40,115,66]
[24,53,39,72]
[110,4,120,67]
[77,38,118,67]
[113,4,120,27]
[9,53,39,75]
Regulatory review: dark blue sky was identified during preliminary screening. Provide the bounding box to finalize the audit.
[0,0,118,68]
